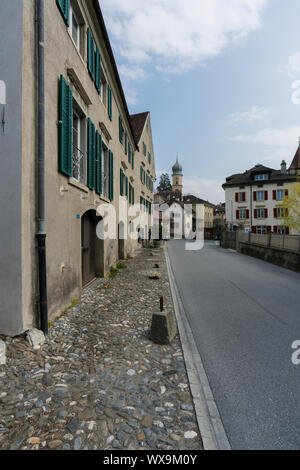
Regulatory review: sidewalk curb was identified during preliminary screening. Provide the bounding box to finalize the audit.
[164,245,231,451]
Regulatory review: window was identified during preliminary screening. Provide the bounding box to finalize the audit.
[129,220,134,234]
[102,144,110,199]
[276,190,284,201]
[257,191,264,201]
[236,192,246,203]
[254,174,269,181]
[256,208,266,219]
[240,210,247,220]
[72,108,87,185]
[68,2,85,57]
[70,7,79,48]
[277,207,285,218]
[257,226,267,234]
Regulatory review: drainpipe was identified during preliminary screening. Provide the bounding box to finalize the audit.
[36,0,48,335]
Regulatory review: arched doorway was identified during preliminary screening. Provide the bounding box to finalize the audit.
[118,221,126,260]
[81,210,100,286]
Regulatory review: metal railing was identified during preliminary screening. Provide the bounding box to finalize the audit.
[72,146,86,185]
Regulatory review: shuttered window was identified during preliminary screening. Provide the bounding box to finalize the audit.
[87,119,96,190]
[95,47,101,94]
[119,116,123,144]
[95,131,103,195]
[56,0,70,26]
[120,169,124,196]
[59,75,73,177]
[109,150,114,201]
[132,152,134,170]
[87,29,95,81]
[125,133,128,155]
[108,85,112,120]
[128,142,131,164]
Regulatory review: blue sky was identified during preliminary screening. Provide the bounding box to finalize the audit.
[101,0,300,203]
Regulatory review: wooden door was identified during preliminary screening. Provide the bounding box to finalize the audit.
[82,212,96,286]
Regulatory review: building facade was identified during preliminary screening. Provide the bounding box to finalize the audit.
[0,0,155,336]
[223,155,300,235]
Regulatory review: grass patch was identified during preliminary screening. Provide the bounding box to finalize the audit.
[109,266,119,278]
[117,261,127,270]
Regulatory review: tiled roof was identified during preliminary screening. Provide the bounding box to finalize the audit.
[290,146,300,170]
[183,195,215,207]
[223,163,297,188]
[130,112,149,144]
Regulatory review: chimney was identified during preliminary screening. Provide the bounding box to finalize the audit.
[281,160,287,174]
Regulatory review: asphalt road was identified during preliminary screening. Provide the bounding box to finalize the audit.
[167,240,300,450]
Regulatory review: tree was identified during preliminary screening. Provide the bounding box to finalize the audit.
[281,175,300,233]
[157,173,172,193]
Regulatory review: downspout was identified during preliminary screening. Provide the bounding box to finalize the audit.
[36,0,48,335]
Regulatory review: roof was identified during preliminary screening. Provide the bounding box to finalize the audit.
[130,112,149,144]
[172,158,183,175]
[91,0,140,150]
[183,195,215,207]
[223,163,297,188]
[290,146,300,171]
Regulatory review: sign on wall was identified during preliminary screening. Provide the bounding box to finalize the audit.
[0,81,6,105]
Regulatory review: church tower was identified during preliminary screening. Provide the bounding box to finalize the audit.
[172,156,183,193]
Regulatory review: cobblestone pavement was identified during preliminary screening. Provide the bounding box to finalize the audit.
[0,247,203,451]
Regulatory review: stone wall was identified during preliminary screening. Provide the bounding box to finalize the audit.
[221,231,300,273]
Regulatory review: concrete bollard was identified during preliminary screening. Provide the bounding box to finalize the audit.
[150,310,177,345]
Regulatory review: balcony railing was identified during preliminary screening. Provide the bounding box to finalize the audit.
[72,146,86,185]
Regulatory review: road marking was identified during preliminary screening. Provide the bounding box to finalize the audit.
[165,245,231,451]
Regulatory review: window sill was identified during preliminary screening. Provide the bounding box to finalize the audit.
[68,177,89,193]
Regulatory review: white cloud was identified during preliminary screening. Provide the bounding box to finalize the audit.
[101,0,268,75]
[225,106,270,127]
[229,126,300,166]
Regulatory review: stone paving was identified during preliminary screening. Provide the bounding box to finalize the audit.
[0,247,202,451]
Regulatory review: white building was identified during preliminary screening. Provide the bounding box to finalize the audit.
[223,149,300,235]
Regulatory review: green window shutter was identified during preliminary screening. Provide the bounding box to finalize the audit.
[87,29,95,81]
[95,47,101,94]
[125,133,128,155]
[132,152,134,170]
[59,75,73,177]
[109,150,114,201]
[120,169,124,196]
[140,167,143,183]
[125,177,128,200]
[108,85,112,120]
[129,184,132,204]
[96,131,103,195]
[56,0,69,26]
[132,187,134,205]
[128,142,131,164]
[119,116,123,144]
[87,119,96,190]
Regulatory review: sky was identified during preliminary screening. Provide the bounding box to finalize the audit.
[100,0,300,204]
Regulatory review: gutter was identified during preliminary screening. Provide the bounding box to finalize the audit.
[36,0,48,335]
